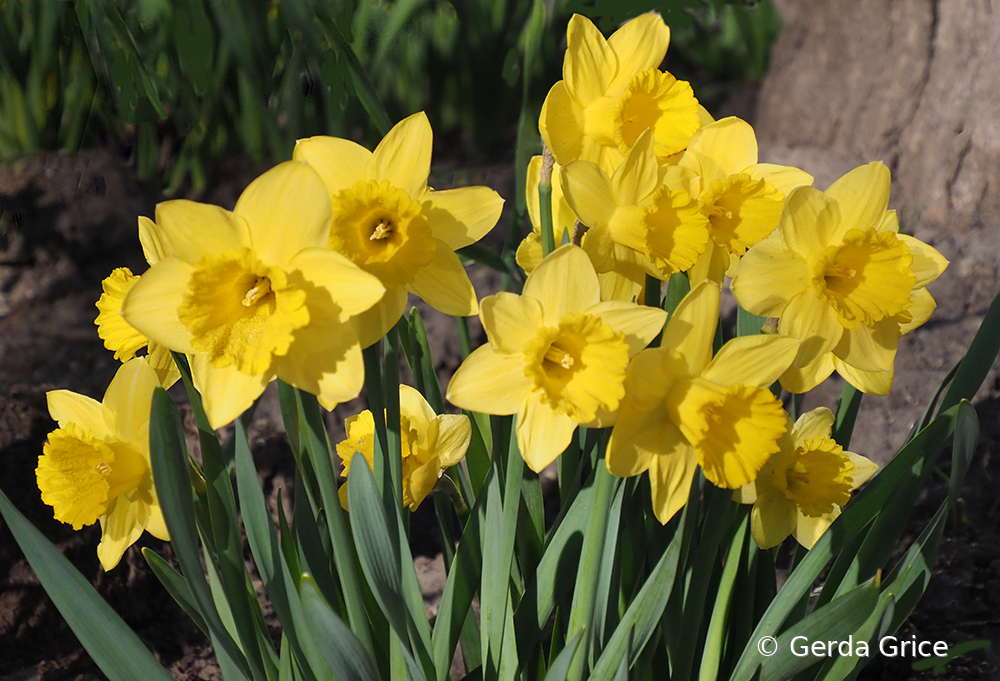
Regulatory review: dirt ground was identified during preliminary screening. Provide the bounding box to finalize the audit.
[3,23,1000,676]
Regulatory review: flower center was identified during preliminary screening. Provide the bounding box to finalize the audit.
[700,174,784,255]
[640,185,711,276]
[36,423,148,530]
[177,247,308,376]
[329,179,437,289]
[782,437,855,516]
[614,68,701,159]
[522,314,630,423]
[814,228,915,328]
[674,380,787,489]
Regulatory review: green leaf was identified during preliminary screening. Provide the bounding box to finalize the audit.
[940,283,1000,412]
[543,632,584,681]
[300,576,382,681]
[737,305,767,337]
[142,548,208,636]
[758,575,880,681]
[0,488,175,681]
[950,400,979,504]
[832,382,862,450]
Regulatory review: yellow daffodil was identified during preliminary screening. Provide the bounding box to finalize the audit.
[36,358,168,570]
[562,129,711,282]
[294,112,503,347]
[666,117,813,283]
[731,162,948,394]
[121,161,385,428]
[735,407,877,549]
[606,281,799,524]
[447,245,667,472]
[336,385,471,511]
[539,13,700,172]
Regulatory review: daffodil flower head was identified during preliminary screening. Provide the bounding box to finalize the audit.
[562,130,711,281]
[731,162,949,394]
[294,112,504,347]
[36,358,168,570]
[447,244,668,472]
[669,117,814,283]
[121,161,385,428]
[606,280,800,524]
[735,407,877,549]
[539,13,701,171]
[336,385,471,511]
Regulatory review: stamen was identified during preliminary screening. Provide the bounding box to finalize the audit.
[825,263,856,280]
[370,220,392,240]
[544,344,575,369]
[241,277,271,307]
[94,462,110,475]
[710,204,733,220]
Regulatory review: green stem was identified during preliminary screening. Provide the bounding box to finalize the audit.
[539,145,556,258]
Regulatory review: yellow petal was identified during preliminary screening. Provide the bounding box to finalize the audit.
[399,384,435,429]
[406,239,479,316]
[286,247,385,321]
[423,186,504,250]
[481,292,543,354]
[234,161,332,266]
[586,300,666,356]
[147,342,181,388]
[564,14,617,103]
[896,234,949,287]
[877,209,900,234]
[597,267,644,302]
[138,216,166,265]
[792,507,839,550]
[102,358,159,450]
[95,267,147,362]
[702,335,800,387]
[516,391,577,472]
[539,80,587,165]
[370,112,432,198]
[734,480,758,505]
[561,160,616,229]
[606,13,670,93]
[832,318,898,373]
[832,356,893,396]
[780,353,836,394]
[191,354,271,429]
[522,244,600,326]
[791,407,835,443]
[433,414,472,468]
[751,163,814,196]
[686,117,758,178]
[620,347,678,411]
[751,491,797,549]
[97,495,144,570]
[688,241,730,285]
[153,200,250,265]
[121,257,197,354]
[606,402,679,477]
[731,236,807,317]
[778,290,844,367]
[446,345,530,415]
[355,288,408,349]
[143,501,169,541]
[778,186,839,257]
[824,162,892,241]
[610,130,659,205]
[276,320,365,412]
[660,280,719,376]
[516,232,544,274]
[648,440,699,525]
[46,391,115,442]
[293,135,372,195]
[845,452,878,488]
[899,287,936,335]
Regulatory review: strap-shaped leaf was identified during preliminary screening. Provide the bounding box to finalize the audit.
[0,488,174,681]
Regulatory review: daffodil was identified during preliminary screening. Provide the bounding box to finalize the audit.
[293,112,503,347]
[731,162,948,394]
[121,161,385,428]
[447,245,667,472]
[606,281,799,524]
[666,117,813,283]
[336,385,471,511]
[539,13,701,172]
[96,266,179,388]
[735,407,877,549]
[562,129,711,282]
[515,155,578,273]
[36,358,168,570]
